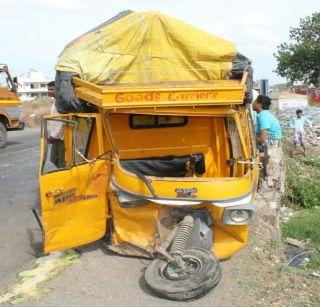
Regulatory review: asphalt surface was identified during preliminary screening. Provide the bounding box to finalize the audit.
[0,128,41,293]
[0,128,245,307]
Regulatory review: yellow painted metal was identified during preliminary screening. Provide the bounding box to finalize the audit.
[73,77,247,109]
[213,225,250,259]
[39,77,258,260]
[102,107,257,260]
[113,158,252,200]
[208,205,250,258]
[40,161,108,253]
[109,192,160,253]
[0,100,21,106]
[107,194,251,260]
[106,105,238,116]
[39,113,109,253]
[0,82,22,127]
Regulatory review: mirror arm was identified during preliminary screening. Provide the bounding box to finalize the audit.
[75,148,94,163]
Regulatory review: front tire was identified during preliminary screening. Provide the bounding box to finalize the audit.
[0,122,7,148]
[144,248,222,301]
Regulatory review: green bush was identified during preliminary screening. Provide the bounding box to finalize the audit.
[286,157,320,208]
[302,157,320,168]
[287,176,320,208]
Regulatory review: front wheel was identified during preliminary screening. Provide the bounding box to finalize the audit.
[0,122,7,148]
[144,248,222,301]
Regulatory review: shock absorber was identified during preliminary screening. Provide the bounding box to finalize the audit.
[170,215,194,257]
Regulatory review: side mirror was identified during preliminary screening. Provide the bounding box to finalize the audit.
[13,76,18,84]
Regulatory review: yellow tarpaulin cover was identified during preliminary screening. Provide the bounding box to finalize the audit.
[56,11,237,84]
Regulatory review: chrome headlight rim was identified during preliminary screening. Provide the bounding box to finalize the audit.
[222,205,254,225]
[229,209,250,223]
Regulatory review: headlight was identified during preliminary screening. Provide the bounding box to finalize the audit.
[222,207,253,225]
[230,209,250,223]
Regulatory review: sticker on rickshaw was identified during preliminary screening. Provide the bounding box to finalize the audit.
[175,188,197,198]
[114,90,219,103]
[54,188,98,205]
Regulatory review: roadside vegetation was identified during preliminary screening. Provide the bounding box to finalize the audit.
[286,156,320,208]
[281,136,320,271]
[233,132,320,305]
[282,207,320,245]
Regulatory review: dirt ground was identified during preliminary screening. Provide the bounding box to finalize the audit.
[234,136,320,306]
[0,123,319,306]
[233,198,320,306]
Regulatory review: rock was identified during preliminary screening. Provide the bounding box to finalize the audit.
[269,201,277,210]
[310,271,320,278]
[279,206,294,222]
[300,257,310,267]
[285,237,305,248]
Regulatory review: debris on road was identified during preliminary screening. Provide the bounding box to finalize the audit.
[284,247,311,267]
[310,271,320,278]
[0,250,80,305]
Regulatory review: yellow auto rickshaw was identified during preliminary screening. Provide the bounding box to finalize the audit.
[36,11,260,300]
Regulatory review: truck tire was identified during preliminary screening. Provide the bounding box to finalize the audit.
[144,248,222,301]
[0,122,7,148]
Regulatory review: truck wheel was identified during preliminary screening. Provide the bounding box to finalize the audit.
[0,122,7,148]
[144,248,222,301]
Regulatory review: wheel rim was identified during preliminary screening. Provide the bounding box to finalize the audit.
[0,130,4,142]
[162,256,202,280]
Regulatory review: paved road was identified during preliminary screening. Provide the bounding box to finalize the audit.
[0,128,245,306]
[0,128,41,293]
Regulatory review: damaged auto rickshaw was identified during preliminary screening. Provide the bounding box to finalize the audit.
[36,11,260,300]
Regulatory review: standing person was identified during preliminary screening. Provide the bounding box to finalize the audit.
[290,109,312,156]
[47,81,66,169]
[252,95,284,194]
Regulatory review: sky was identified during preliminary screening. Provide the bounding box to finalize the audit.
[0,0,319,84]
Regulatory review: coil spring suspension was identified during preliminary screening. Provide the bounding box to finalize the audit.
[170,215,194,256]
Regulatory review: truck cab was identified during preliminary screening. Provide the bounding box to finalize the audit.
[0,64,24,148]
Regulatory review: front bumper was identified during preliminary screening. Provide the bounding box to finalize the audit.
[7,120,25,131]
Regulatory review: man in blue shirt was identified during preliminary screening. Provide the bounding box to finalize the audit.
[253,95,282,147]
[252,95,284,195]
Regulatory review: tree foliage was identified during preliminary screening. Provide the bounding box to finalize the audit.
[275,12,320,86]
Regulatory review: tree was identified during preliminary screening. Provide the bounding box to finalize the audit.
[275,12,320,86]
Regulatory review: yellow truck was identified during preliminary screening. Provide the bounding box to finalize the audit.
[0,64,24,148]
[37,11,259,300]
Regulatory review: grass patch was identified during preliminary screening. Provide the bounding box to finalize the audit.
[285,157,320,208]
[267,238,281,250]
[302,157,320,168]
[281,207,320,245]
[281,208,320,270]
[309,250,320,270]
[287,176,320,208]
[282,139,320,270]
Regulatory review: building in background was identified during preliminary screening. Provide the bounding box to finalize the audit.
[17,68,51,101]
[278,93,308,110]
